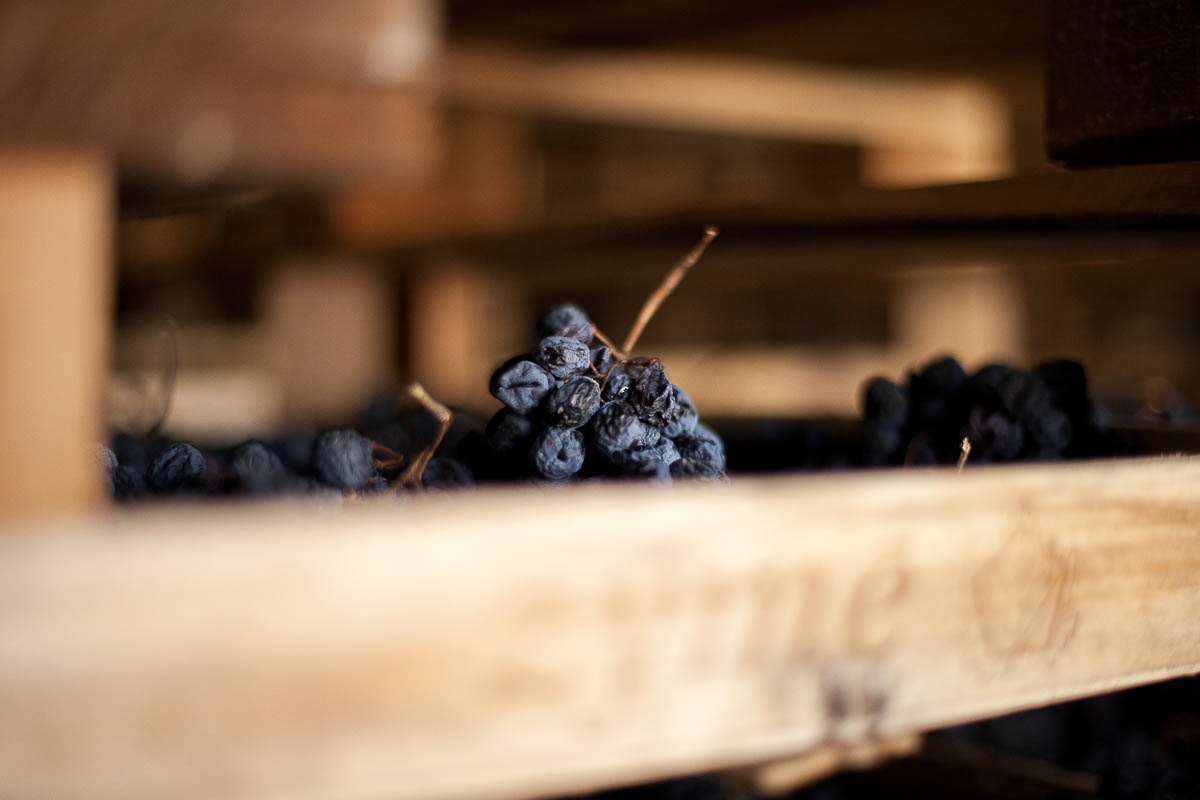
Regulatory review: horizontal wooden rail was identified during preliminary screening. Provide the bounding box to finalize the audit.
[1,457,1198,798]
[443,43,1012,186]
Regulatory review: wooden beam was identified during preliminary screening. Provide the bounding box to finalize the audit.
[443,43,1013,186]
[0,148,111,516]
[0,457,1198,798]
[0,0,440,187]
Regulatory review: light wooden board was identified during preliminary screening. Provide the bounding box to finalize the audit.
[0,148,111,516]
[1,457,1199,799]
[443,43,1012,186]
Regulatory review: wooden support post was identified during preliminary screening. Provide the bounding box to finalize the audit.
[0,149,111,516]
[407,261,524,407]
[262,258,395,425]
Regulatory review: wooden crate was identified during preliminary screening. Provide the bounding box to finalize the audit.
[2,457,1199,799]
[3,2,1200,798]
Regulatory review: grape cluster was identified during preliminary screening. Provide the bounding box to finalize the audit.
[478,304,726,483]
[858,355,1109,467]
[97,425,469,502]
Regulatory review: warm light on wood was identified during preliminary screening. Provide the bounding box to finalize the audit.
[0,149,111,516]
[445,43,1013,187]
[0,458,1197,797]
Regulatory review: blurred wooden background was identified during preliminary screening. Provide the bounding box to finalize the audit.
[9,0,1187,440]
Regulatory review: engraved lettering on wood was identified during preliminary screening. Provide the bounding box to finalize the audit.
[819,661,891,744]
[687,573,740,673]
[605,582,646,698]
[783,567,827,665]
[740,566,823,670]
[973,510,1078,660]
[845,540,911,656]
[484,583,578,705]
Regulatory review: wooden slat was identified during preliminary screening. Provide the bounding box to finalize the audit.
[0,457,1198,798]
[444,43,1012,186]
[0,0,439,186]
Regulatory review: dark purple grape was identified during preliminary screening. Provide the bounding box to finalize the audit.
[622,458,672,481]
[93,443,118,473]
[629,361,677,427]
[861,376,908,427]
[908,355,967,425]
[1027,408,1072,458]
[966,407,1024,462]
[674,423,725,471]
[227,441,286,495]
[421,457,476,491]
[485,408,537,456]
[590,401,657,456]
[601,369,634,402]
[147,442,208,493]
[669,458,726,481]
[536,304,593,343]
[590,345,615,375]
[662,385,698,438]
[112,465,147,501]
[531,427,585,480]
[860,420,903,467]
[313,429,374,490]
[534,336,591,380]
[490,358,556,414]
[997,369,1052,423]
[544,376,602,429]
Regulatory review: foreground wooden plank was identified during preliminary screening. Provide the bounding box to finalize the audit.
[0,458,1198,799]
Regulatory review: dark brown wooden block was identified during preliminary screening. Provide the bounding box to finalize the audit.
[1047,0,1200,166]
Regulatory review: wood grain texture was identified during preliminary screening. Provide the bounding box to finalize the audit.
[0,457,1198,798]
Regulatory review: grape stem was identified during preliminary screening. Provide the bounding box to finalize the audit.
[370,440,406,471]
[619,226,719,358]
[956,437,972,471]
[143,315,180,437]
[395,382,453,492]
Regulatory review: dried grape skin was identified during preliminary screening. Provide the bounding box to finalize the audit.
[147,442,208,493]
[601,369,634,402]
[421,457,476,491]
[530,427,585,480]
[313,429,374,490]
[485,408,537,456]
[490,359,555,414]
[629,361,677,427]
[227,441,286,495]
[543,376,602,429]
[533,336,591,380]
[662,385,698,438]
[536,304,592,343]
[669,457,726,482]
[590,401,656,456]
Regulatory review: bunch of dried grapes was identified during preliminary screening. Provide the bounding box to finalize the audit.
[479,302,726,483]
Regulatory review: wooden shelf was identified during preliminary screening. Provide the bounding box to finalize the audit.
[0,0,439,188]
[3,456,1198,799]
